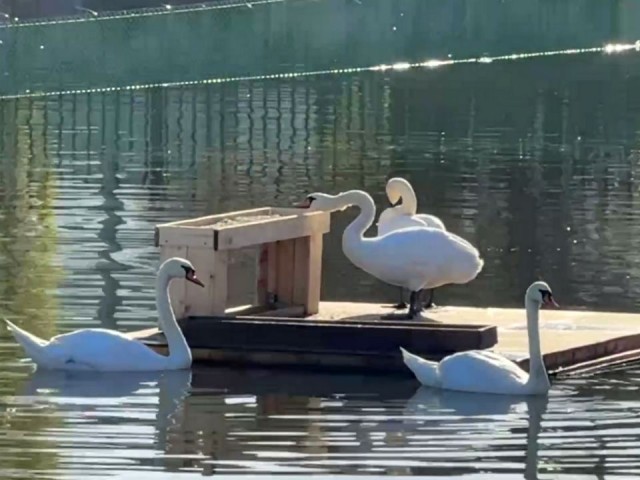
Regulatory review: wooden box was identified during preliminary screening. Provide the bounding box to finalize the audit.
[155,207,331,319]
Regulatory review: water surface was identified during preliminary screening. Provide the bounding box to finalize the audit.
[2,4,640,479]
[1,358,640,478]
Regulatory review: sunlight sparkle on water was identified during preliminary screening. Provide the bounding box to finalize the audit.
[604,41,640,54]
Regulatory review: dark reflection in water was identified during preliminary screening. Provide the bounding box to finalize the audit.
[2,361,640,478]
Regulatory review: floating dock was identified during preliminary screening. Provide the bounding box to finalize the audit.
[140,207,640,378]
[129,301,640,377]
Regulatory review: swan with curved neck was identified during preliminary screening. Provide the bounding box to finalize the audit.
[4,257,200,371]
[377,177,447,310]
[296,190,483,319]
[400,281,557,395]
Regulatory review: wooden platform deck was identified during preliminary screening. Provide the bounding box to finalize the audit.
[129,301,640,377]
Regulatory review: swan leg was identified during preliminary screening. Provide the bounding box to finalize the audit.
[407,291,421,319]
[421,289,436,310]
[391,287,408,310]
[381,290,420,320]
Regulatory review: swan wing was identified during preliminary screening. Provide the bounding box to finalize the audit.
[359,227,483,291]
[414,213,446,231]
[439,351,529,394]
[377,209,427,236]
[45,329,167,371]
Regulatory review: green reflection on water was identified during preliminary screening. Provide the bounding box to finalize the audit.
[3,0,640,96]
[0,99,62,477]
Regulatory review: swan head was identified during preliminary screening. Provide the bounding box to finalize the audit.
[294,192,349,212]
[160,257,204,287]
[526,281,558,308]
[386,177,413,206]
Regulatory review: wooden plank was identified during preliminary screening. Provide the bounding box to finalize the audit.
[224,304,271,316]
[214,211,330,250]
[188,315,495,333]
[157,207,271,228]
[157,226,215,248]
[176,317,493,355]
[275,240,295,304]
[182,247,217,317]
[210,250,229,315]
[518,331,640,373]
[552,348,640,377]
[255,244,268,306]
[306,233,323,315]
[292,237,310,307]
[266,242,278,303]
[159,245,187,319]
[253,305,306,317]
[140,344,415,374]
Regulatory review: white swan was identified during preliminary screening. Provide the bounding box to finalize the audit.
[400,281,558,395]
[377,177,447,310]
[4,257,202,371]
[377,177,445,235]
[296,190,483,319]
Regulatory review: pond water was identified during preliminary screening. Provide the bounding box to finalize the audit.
[1,359,640,478]
[1,1,640,478]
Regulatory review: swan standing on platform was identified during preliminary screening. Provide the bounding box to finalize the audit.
[295,190,483,319]
[377,177,447,310]
[400,281,557,395]
[4,257,203,371]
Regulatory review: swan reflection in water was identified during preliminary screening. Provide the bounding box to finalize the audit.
[13,367,550,477]
[19,368,192,450]
[405,386,549,480]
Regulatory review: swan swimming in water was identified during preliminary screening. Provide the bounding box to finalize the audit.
[377,177,447,310]
[296,190,483,319]
[4,257,202,371]
[400,281,557,395]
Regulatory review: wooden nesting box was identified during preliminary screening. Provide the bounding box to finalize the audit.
[154,207,331,319]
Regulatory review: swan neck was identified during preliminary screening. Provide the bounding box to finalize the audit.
[398,184,418,215]
[156,270,191,367]
[524,299,548,389]
[339,190,375,248]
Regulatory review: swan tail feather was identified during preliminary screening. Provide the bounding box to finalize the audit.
[400,347,441,388]
[4,319,51,366]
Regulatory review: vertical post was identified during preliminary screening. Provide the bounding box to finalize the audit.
[291,234,323,315]
[306,233,323,315]
[210,250,229,315]
[265,242,278,304]
[275,239,295,304]
[182,248,228,317]
[255,244,268,306]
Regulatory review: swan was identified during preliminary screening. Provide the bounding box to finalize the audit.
[400,281,558,395]
[377,177,447,310]
[377,177,446,235]
[4,257,202,371]
[295,190,483,319]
